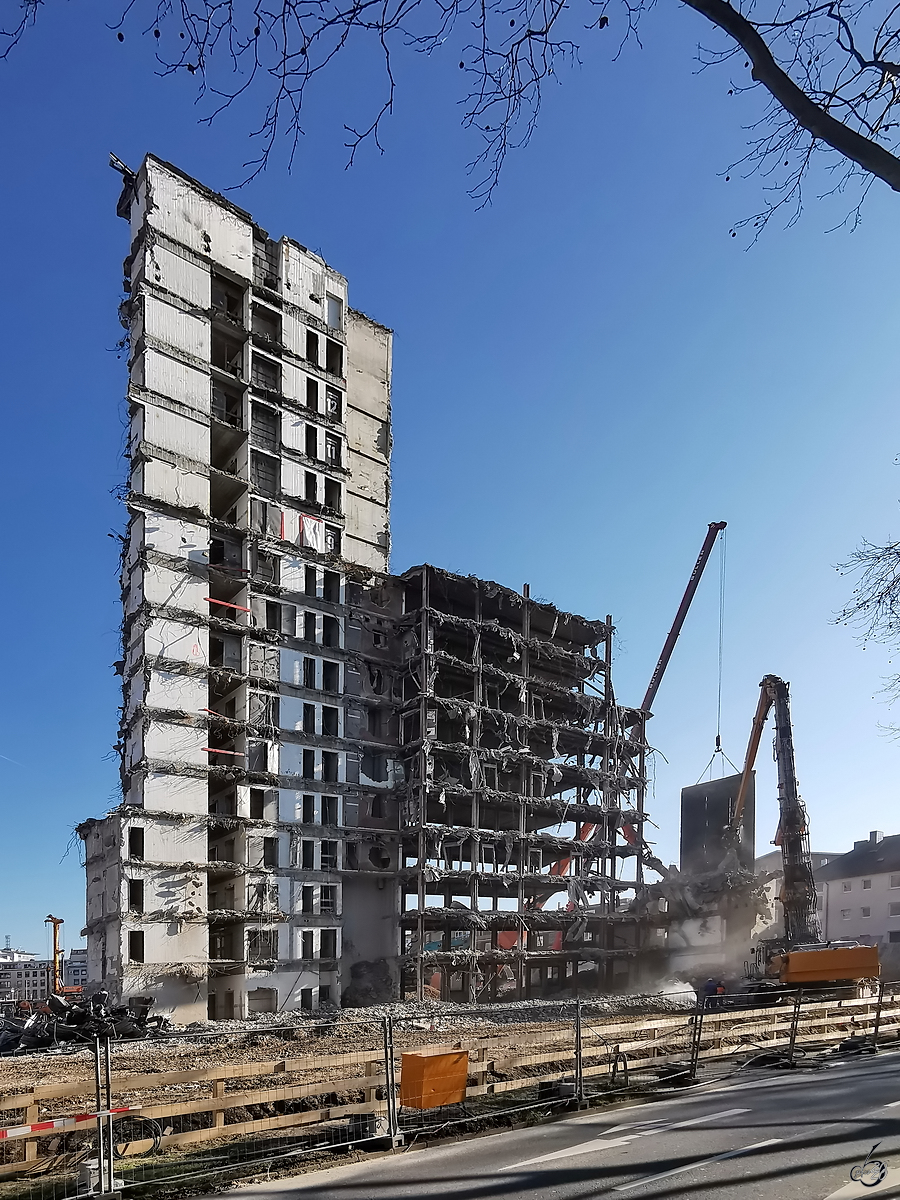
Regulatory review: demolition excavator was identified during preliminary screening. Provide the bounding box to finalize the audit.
[732,675,879,989]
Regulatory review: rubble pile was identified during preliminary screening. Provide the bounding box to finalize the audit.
[0,992,167,1056]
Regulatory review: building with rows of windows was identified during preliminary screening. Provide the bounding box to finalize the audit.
[818,831,900,948]
[78,155,658,1021]
[78,155,393,1021]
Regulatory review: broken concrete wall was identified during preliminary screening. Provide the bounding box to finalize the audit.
[344,311,391,572]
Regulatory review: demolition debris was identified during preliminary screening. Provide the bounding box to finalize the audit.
[0,992,167,1056]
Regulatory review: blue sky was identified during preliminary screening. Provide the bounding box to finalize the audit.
[1,1,899,954]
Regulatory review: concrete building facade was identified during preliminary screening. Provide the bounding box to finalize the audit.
[79,155,393,1021]
[0,952,51,1003]
[818,831,900,947]
[79,155,659,1020]
[64,948,89,989]
[753,847,836,944]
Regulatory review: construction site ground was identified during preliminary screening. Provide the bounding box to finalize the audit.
[0,991,696,1106]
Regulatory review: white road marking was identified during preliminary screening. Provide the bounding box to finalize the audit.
[613,1138,783,1191]
[884,1101,900,1108]
[501,1108,749,1170]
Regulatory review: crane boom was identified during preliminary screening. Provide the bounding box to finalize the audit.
[530,521,725,918]
[641,521,727,713]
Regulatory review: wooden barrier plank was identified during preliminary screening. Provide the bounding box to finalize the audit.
[137,1073,388,1121]
[2,996,899,1175]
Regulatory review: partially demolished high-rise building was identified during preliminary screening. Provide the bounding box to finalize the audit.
[79,155,658,1021]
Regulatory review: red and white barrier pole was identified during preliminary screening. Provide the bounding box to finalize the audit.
[0,1106,142,1141]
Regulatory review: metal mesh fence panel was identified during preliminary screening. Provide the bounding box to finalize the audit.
[0,1018,392,1198]
[4,985,900,1197]
[391,1000,580,1139]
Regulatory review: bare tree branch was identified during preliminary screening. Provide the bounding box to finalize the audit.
[8,0,900,219]
[683,0,900,187]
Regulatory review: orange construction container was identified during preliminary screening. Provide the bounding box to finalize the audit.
[400,1047,470,1110]
[779,944,880,985]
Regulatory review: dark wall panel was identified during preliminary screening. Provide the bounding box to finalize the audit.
[679,772,755,874]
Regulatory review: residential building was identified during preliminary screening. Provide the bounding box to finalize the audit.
[818,831,900,946]
[0,952,52,1003]
[64,947,89,989]
[79,153,391,1022]
[753,847,837,943]
[79,155,657,1021]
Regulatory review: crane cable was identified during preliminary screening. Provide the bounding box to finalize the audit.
[716,526,727,754]
[697,527,738,782]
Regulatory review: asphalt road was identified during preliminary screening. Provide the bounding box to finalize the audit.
[208,1051,900,1200]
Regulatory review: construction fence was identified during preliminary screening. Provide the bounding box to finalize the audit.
[1,984,899,1199]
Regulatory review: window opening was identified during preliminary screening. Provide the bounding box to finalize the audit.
[323,571,340,602]
[322,706,339,736]
[211,275,245,321]
[128,932,145,963]
[251,403,279,452]
[325,339,343,376]
[324,479,341,513]
[247,929,278,961]
[322,751,339,782]
[128,828,145,860]
[212,381,243,428]
[251,451,278,498]
[211,331,245,376]
[321,841,338,870]
[251,354,280,392]
[326,296,343,330]
[325,386,342,419]
[251,305,281,344]
[320,929,337,957]
[323,616,339,647]
[322,661,339,692]
[322,795,338,824]
[325,435,341,467]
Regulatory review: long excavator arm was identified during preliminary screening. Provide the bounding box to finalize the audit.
[732,675,821,948]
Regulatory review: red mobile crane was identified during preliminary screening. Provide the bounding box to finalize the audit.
[539,522,727,908]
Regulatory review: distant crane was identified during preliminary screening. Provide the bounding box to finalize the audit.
[44,914,64,995]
